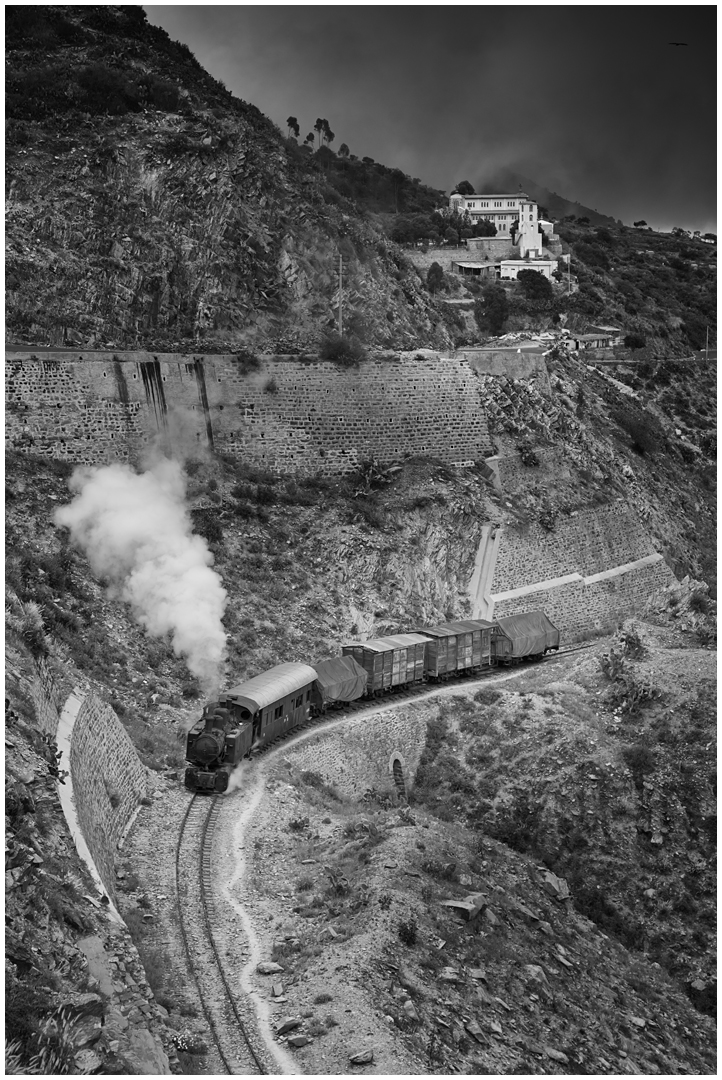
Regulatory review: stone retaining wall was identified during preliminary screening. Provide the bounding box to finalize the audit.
[280,705,428,800]
[491,504,658,594]
[493,558,676,638]
[6,351,494,475]
[69,694,150,902]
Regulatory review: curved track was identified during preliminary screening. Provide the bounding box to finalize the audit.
[175,795,268,1075]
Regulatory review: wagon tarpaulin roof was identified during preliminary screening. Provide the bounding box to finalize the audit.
[313,657,367,703]
[220,662,317,714]
[493,610,560,656]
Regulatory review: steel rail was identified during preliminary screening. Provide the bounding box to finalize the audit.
[175,795,267,1074]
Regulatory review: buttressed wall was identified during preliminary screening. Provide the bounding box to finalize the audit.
[6,351,493,475]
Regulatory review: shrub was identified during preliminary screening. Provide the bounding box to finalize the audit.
[624,332,647,350]
[622,742,656,779]
[518,441,540,466]
[77,64,141,115]
[613,409,662,456]
[288,817,309,833]
[264,376,278,394]
[232,350,262,374]
[689,590,710,614]
[190,508,223,544]
[319,332,366,367]
[398,918,418,946]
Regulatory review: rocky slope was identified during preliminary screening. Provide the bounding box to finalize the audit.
[5,5,460,354]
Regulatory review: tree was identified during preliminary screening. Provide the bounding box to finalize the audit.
[426,262,445,294]
[322,121,335,145]
[313,117,325,148]
[633,220,648,227]
[338,142,350,158]
[304,132,315,147]
[444,226,459,245]
[474,286,508,336]
[517,269,553,302]
[624,332,646,350]
[454,180,475,195]
[473,218,497,238]
[286,115,300,139]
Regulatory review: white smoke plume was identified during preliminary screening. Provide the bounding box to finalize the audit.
[54,456,227,696]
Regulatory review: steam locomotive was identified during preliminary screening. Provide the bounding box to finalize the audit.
[185,610,560,792]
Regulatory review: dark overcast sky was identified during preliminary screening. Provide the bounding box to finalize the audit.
[144,5,717,233]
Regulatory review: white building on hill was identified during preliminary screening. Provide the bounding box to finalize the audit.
[449,191,543,258]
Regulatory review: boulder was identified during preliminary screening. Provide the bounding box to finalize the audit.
[439,892,488,921]
[277,1018,301,1035]
[349,1050,374,1065]
[438,966,461,982]
[403,999,420,1022]
[257,961,284,975]
[465,1019,488,1044]
[287,1035,310,1048]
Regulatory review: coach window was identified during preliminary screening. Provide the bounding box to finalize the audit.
[295,695,303,709]
[274,705,283,720]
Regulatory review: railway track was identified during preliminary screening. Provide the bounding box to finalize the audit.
[173,636,600,1068]
[175,795,268,1075]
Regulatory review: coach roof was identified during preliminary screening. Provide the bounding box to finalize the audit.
[220,662,317,713]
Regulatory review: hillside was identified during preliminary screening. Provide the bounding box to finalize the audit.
[485,168,620,227]
[5,5,717,1075]
[5,5,460,354]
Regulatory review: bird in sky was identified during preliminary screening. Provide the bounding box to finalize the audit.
[669,42,689,45]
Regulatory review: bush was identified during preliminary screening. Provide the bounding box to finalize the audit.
[689,591,710,614]
[398,918,418,946]
[77,64,141,115]
[613,409,662,456]
[622,742,656,783]
[190,508,223,544]
[624,332,647,350]
[319,332,366,367]
[232,350,262,374]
